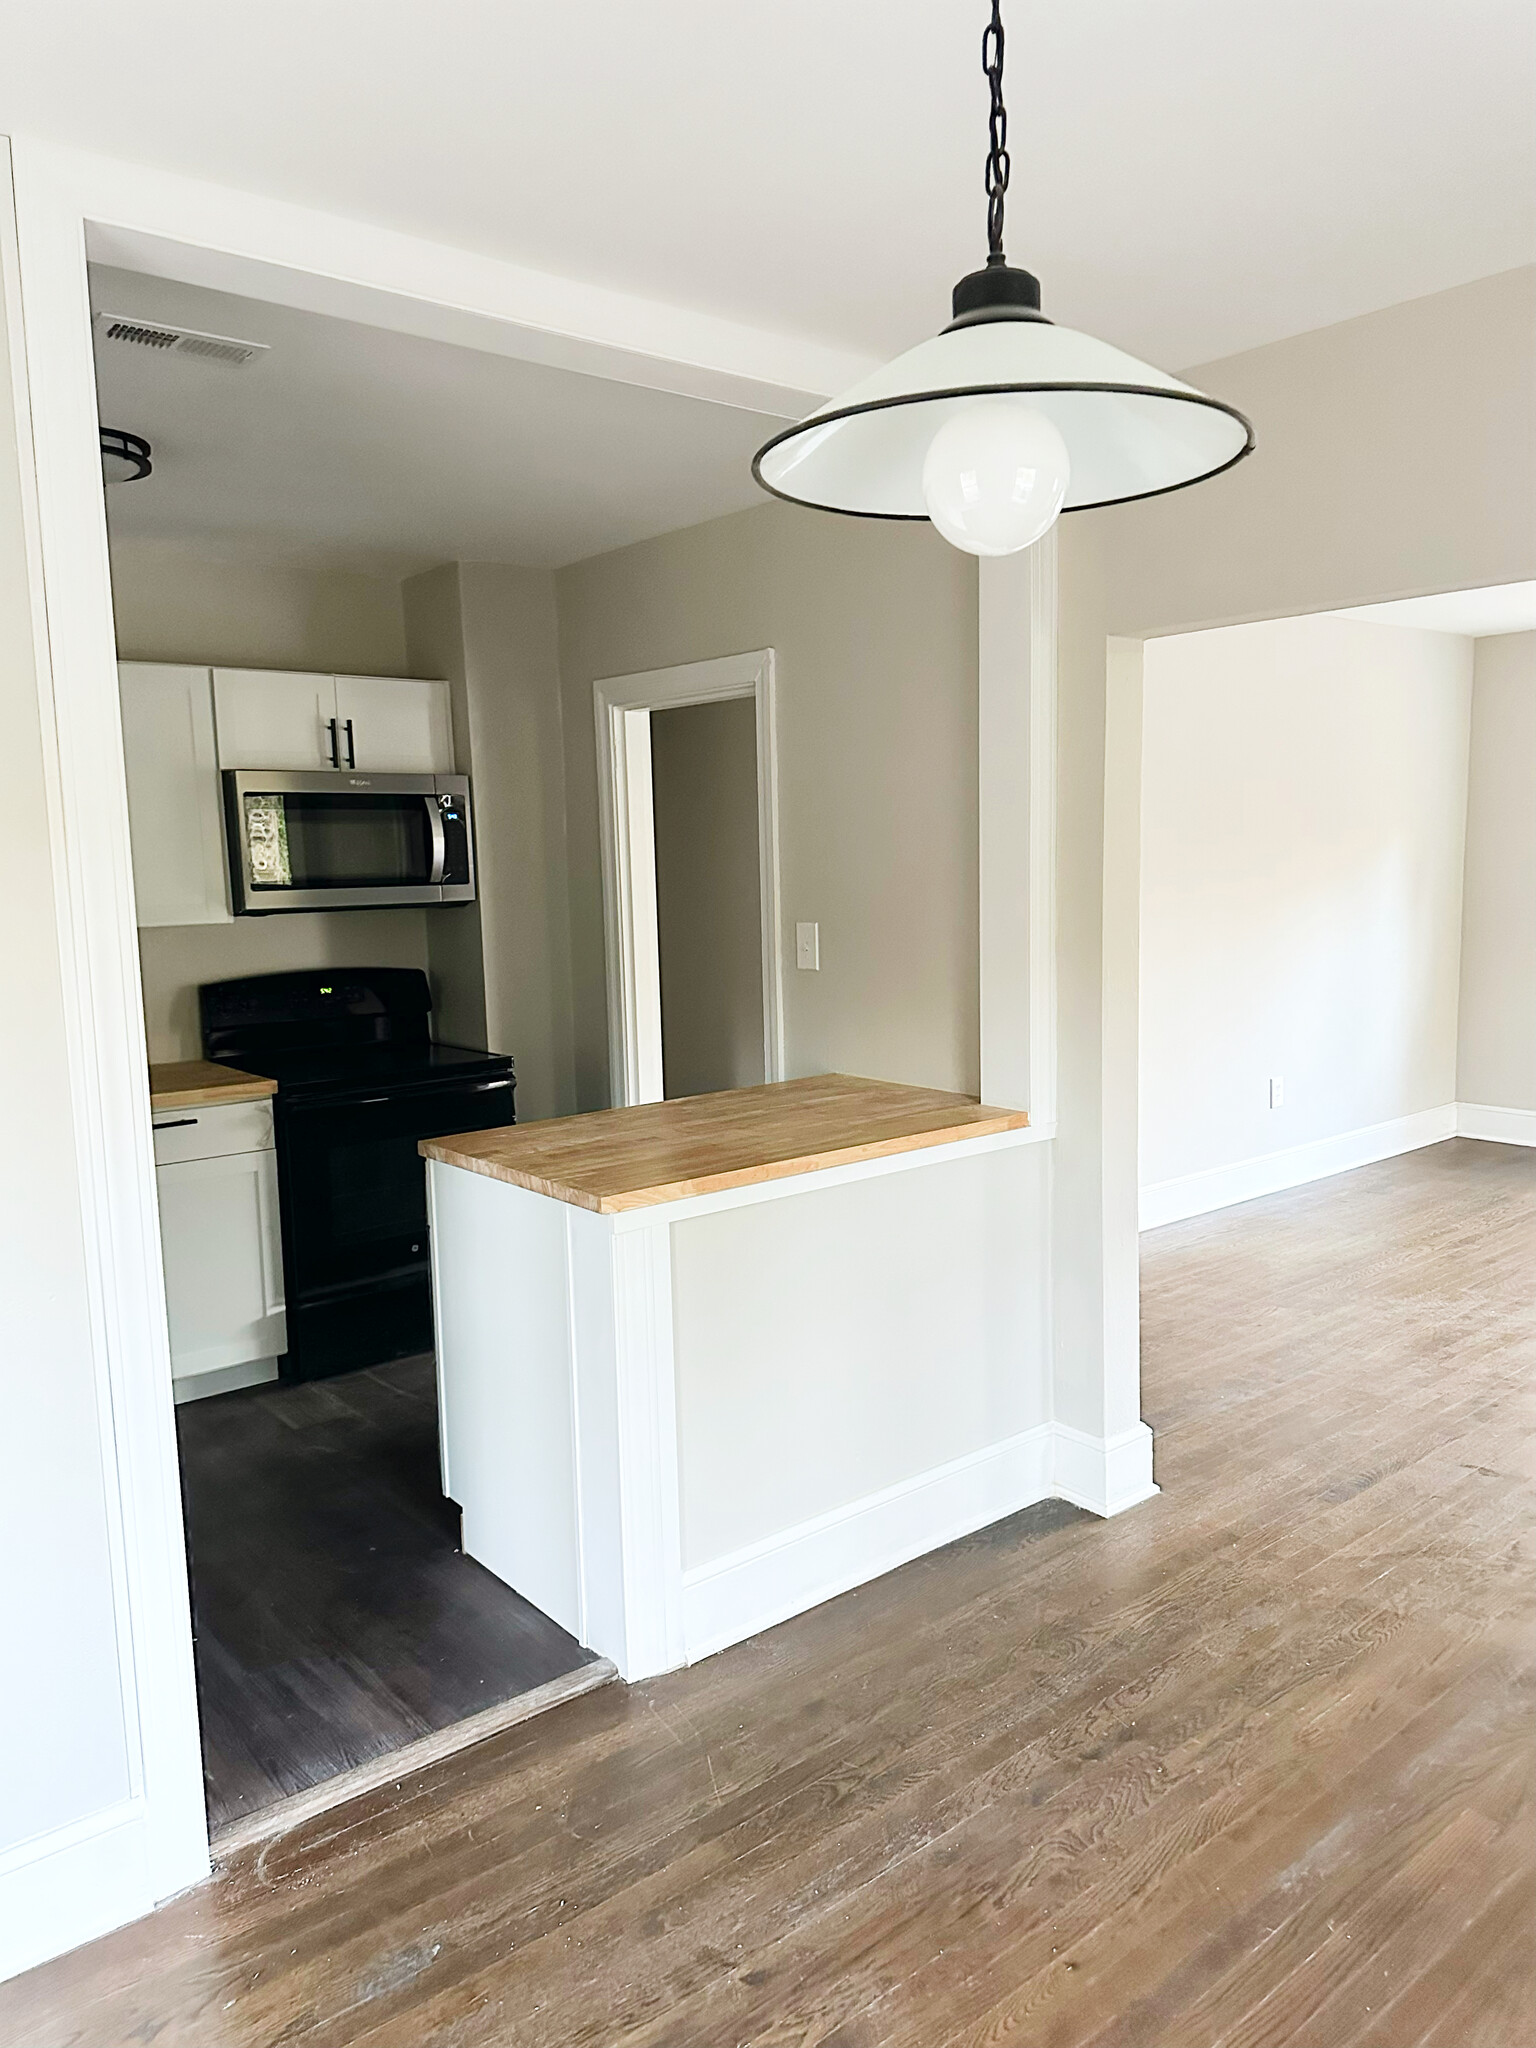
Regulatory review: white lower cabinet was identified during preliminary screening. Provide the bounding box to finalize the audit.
[154,1101,286,1401]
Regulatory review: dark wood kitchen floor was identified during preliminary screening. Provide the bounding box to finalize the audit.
[176,1354,597,1832]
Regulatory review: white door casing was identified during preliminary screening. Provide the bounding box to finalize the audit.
[594,649,785,1107]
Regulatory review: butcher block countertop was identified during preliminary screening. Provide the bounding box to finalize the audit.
[148,1060,277,1112]
[420,1073,1029,1215]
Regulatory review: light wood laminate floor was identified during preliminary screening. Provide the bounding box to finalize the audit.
[4,1137,1531,2046]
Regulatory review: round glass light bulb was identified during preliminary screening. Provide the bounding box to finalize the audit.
[920,400,1071,556]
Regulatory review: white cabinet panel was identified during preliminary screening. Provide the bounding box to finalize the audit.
[213,668,338,770]
[336,675,454,772]
[156,1146,285,1385]
[118,663,231,927]
[151,1097,274,1166]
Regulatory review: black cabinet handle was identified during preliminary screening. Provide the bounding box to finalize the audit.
[326,717,340,767]
[153,1117,199,1130]
[344,718,356,768]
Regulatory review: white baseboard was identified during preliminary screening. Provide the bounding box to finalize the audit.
[682,1425,1055,1664]
[681,1418,1162,1665]
[0,1798,164,1985]
[1052,1421,1159,1517]
[1140,1103,1458,1229]
[1456,1102,1536,1147]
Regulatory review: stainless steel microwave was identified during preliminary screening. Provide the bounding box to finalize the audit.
[223,770,476,914]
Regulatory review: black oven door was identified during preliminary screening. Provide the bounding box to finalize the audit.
[274,1072,514,1380]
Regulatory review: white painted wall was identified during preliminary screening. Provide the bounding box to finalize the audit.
[670,1142,1050,1570]
[651,696,765,1098]
[1458,630,1536,1119]
[1138,615,1472,1223]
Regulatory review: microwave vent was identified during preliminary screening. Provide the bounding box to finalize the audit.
[95,314,269,368]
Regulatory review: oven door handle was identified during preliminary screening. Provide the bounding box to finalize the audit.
[427,796,447,885]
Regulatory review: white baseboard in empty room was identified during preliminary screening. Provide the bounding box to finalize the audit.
[1139,1103,1459,1230]
[1456,1102,1536,1147]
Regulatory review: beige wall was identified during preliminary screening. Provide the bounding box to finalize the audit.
[1458,630,1536,1111]
[651,696,765,1097]
[109,539,432,1060]
[555,503,978,1109]
[1094,267,1536,637]
[401,562,489,1051]
[136,912,431,1064]
[107,535,408,672]
[406,562,576,1119]
[1140,616,1472,1192]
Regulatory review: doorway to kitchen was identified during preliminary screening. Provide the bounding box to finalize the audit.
[595,650,785,1106]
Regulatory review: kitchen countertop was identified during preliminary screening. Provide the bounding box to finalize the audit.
[420,1073,1029,1214]
[148,1060,277,1112]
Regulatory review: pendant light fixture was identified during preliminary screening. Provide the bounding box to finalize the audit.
[753,1,1253,555]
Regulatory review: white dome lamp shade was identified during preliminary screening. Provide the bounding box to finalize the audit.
[753,2,1253,557]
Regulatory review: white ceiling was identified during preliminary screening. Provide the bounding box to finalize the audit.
[7,1,1533,376]
[90,266,781,571]
[1332,583,1536,638]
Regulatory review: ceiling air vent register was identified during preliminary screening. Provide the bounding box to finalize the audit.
[94,314,270,368]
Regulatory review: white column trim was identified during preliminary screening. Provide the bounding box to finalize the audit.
[978,529,1058,1121]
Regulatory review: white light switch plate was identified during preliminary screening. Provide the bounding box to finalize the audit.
[796,921,820,971]
[1269,1075,1284,1108]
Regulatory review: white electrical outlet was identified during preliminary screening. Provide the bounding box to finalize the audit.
[1269,1075,1284,1109]
[795,921,820,971]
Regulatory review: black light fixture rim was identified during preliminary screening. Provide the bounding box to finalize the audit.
[750,381,1256,519]
[100,426,153,480]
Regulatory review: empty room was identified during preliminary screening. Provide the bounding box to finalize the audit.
[0,4,1531,2043]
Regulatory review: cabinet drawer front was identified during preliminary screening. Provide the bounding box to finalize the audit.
[152,1098,274,1165]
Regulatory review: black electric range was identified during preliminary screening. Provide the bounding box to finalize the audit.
[200,968,515,1383]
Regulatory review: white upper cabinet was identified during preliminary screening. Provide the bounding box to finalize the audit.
[335,675,454,773]
[212,668,339,770]
[118,663,232,927]
[212,668,453,773]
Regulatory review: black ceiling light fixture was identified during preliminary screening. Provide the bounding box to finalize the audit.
[753,0,1254,555]
[100,428,153,483]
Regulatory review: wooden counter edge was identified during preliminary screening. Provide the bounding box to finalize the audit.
[148,1064,278,1112]
[421,1105,1031,1214]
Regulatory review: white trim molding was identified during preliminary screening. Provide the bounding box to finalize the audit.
[1051,1421,1158,1519]
[978,529,1057,1120]
[0,1798,147,1985]
[682,1426,1056,1665]
[1140,1103,1459,1229]
[681,1416,1158,1666]
[1456,1102,1536,1147]
[594,649,785,1106]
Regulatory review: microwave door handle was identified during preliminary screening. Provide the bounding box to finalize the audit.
[427,797,447,884]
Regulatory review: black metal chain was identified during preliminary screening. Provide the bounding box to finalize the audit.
[983,0,1010,261]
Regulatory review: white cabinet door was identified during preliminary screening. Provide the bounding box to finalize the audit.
[156,1146,286,1385]
[118,663,231,927]
[213,667,338,769]
[335,675,454,772]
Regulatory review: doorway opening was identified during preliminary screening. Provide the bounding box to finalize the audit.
[595,650,785,1106]
[1136,585,1536,1235]
[78,254,786,1844]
